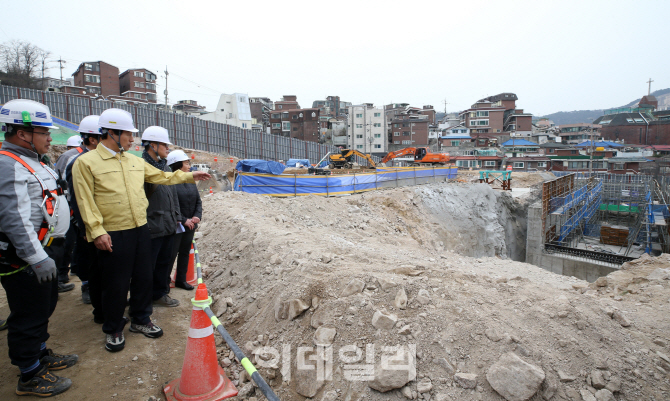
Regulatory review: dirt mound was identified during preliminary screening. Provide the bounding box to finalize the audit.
[196,183,670,401]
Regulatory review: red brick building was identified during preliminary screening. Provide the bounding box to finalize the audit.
[459,93,533,136]
[274,95,300,111]
[72,61,120,98]
[118,69,157,103]
[594,109,670,145]
[419,105,436,124]
[268,108,321,142]
[389,110,430,146]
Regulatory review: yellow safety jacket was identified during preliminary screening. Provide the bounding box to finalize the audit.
[72,145,195,241]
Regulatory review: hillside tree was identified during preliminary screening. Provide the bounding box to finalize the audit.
[0,40,51,89]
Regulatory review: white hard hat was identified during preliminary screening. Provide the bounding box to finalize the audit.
[78,115,100,134]
[98,108,138,133]
[167,150,189,166]
[66,135,82,147]
[141,126,172,145]
[0,99,59,130]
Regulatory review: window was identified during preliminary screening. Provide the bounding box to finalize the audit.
[633,118,644,123]
[599,119,611,125]
[70,88,80,94]
[613,163,625,170]
[485,161,496,167]
[373,123,381,127]
[292,115,298,120]
[356,145,363,149]
[394,132,400,136]
[374,144,381,149]
[394,124,399,128]
[374,113,381,117]
[84,74,100,83]
[394,141,400,144]
[134,71,144,78]
[272,123,281,129]
[271,113,280,119]
[146,93,157,101]
[374,134,381,138]
[356,124,363,128]
[402,140,412,145]
[592,161,606,169]
[282,122,290,131]
[356,113,363,118]
[311,112,316,117]
[570,150,577,154]
[278,105,282,109]
[356,134,363,139]
[513,162,524,168]
[134,94,142,99]
[146,83,156,91]
[568,161,589,169]
[476,111,489,117]
[86,86,100,94]
[537,162,547,167]
[243,123,248,128]
[548,148,555,153]
[299,113,303,118]
[403,131,410,136]
[84,63,99,71]
[134,82,145,88]
[146,72,156,81]
[451,140,460,146]
[293,127,297,131]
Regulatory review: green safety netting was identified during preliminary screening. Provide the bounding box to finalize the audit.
[599,204,640,213]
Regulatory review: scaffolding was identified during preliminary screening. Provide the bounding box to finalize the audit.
[542,172,670,264]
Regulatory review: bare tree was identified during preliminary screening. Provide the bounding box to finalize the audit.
[0,40,51,89]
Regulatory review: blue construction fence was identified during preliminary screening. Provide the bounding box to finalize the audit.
[235,166,458,196]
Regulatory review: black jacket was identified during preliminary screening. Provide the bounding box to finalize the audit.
[174,183,202,232]
[144,163,181,239]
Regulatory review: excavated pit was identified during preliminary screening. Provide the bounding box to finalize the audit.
[196,182,670,401]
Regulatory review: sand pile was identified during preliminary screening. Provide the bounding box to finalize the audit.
[194,182,670,401]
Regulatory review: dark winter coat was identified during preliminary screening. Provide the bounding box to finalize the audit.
[144,162,181,239]
[174,183,202,232]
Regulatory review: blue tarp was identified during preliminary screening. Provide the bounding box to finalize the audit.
[235,159,286,175]
[575,140,623,148]
[286,159,311,168]
[501,139,538,147]
[235,167,458,196]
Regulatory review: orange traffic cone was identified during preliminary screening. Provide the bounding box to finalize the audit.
[164,284,237,401]
[209,187,213,195]
[171,244,198,287]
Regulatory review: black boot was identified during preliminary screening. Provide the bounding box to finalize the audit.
[81,283,91,304]
[175,281,194,290]
[16,365,72,397]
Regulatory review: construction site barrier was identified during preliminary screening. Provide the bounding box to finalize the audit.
[235,166,458,196]
[190,241,279,401]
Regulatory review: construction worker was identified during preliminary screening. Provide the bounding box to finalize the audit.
[0,99,77,397]
[141,126,181,307]
[55,136,83,176]
[72,109,211,353]
[65,115,102,307]
[167,150,202,291]
[53,136,86,292]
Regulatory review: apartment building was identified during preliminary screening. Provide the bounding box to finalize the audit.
[558,123,602,144]
[274,95,300,111]
[347,104,386,155]
[199,93,253,129]
[249,97,273,133]
[388,107,430,147]
[312,96,351,118]
[459,93,533,136]
[118,68,158,103]
[268,107,321,142]
[172,100,207,116]
[71,61,120,98]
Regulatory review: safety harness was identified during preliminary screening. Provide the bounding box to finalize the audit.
[0,150,63,274]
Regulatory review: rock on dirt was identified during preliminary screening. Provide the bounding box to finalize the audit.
[486,352,545,401]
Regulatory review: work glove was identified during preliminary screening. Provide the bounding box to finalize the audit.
[28,257,58,284]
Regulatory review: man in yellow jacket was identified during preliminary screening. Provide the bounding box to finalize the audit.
[72,109,210,352]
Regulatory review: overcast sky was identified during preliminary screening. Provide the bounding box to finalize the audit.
[2,0,668,116]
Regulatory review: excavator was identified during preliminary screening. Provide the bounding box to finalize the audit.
[328,149,377,169]
[381,147,450,166]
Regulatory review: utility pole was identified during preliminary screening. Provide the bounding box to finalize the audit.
[57,57,66,82]
[589,126,594,176]
[647,78,653,96]
[443,98,448,115]
[164,66,169,109]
